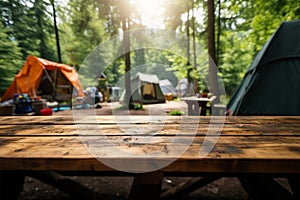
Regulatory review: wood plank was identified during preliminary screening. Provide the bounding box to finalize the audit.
[0,116,300,174]
[1,135,300,159]
[36,135,300,151]
[1,116,300,125]
[1,122,300,136]
[1,156,300,174]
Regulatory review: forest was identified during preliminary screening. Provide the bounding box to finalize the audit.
[1,0,300,99]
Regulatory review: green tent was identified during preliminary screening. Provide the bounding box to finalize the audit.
[227,20,300,115]
[120,72,166,104]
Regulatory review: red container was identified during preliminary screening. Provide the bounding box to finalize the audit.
[40,108,53,116]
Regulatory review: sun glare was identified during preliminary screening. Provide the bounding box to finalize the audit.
[131,0,166,29]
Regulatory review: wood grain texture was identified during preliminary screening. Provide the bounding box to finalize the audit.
[0,116,300,174]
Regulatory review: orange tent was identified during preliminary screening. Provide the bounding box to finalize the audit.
[1,55,84,102]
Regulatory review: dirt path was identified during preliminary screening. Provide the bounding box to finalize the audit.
[53,101,188,116]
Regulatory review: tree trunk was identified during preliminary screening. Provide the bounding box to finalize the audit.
[186,6,192,96]
[192,0,199,94]
[207,0,218,96]
[216,0,221,64]
[35,0,47,59]
[122,0,133,109]
[51,0,62,63]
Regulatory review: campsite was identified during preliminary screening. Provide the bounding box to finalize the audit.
[1,0,300,200]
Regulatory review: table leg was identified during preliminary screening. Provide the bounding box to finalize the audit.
[0,171,24,200]
[129,171,163,200]
[30,171,98,199]
[199,101,208,116]
[239,175,294,200]
[161,176,220,199]
[288,175,300,199]
[187,101,200,116]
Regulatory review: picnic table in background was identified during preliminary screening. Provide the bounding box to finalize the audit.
[0,116,300,199]
[181,96,217,116]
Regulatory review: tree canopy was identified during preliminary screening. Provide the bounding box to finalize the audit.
[1,0,300,98]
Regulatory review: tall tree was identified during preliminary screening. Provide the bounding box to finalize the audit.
[1,0,56,60]
[186,2,192,96]
[191,0,199,94]
[60,0,108,66]
[50,0,62,63]
[2,0,38,59]
[216,0,221,63]
[0,22,23,96]
[207,0,218,96]
[120,0,133,108]
[164,0,202,95]
[33,0,50,59]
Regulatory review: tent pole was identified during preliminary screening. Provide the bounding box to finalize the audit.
[43,67,57,99]
[53,68,58,99]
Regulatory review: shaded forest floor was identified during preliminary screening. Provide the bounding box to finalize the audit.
[19,176,248,200]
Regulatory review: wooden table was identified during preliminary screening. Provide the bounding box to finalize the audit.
[181,96,216,116]
[1,116,300,199]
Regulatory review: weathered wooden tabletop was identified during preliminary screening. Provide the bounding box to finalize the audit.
[1,115,300,174]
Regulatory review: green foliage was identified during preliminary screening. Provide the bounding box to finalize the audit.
[59,0,108,66]
[0,22,23,96]
[1,0,300,101]
[114,103,144,111]
[32,0,56,60]
[172,98,181,102]
[248,0,300,52]
[218,30,254,95]
[169,109,184,116]
[0,0,56,60]
[216,0,300,96]
[133,103,144,110]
